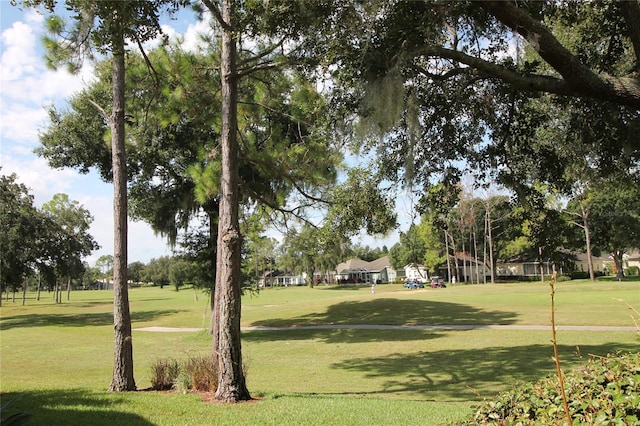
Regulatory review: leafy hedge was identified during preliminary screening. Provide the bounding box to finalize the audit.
[458,352,640,425]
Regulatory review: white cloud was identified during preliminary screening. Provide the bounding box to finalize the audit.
[1,10,95,149]
[0,7,195,266]
[0,20,39,82]
[0,99,48,144]
[1,154,77,205]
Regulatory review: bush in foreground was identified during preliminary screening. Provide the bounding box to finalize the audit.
[459,352,640,425]
[150,356,218,393]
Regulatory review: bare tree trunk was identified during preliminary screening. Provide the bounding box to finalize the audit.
[108,39,135,392]
[449,232,459,283]
[22,282,27,305]
[472,228,479,284]
[37,273,41,301]
[580,202,596,282]
[483,213,488,284]
[208,210,217,334]
[212,0,251,402]
[486,208,495,284]
[444,230,452,283]
[462,239,467,283]
[539,247,545,282]
[67,276,71,301]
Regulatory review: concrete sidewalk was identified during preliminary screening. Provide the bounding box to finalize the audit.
[136,324,638,332]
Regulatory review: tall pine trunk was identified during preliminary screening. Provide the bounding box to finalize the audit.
[212,0,251,402]
[108,36,135,392]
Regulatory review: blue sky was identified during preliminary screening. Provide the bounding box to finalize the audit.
[1,2,403,266]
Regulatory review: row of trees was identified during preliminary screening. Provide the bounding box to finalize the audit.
[0,173,98,306]
[387,179,640,283]
[18,0,639,402]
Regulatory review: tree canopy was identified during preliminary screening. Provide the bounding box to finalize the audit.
[305,0,639,211]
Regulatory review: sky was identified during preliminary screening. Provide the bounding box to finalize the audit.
[0,2,405,266]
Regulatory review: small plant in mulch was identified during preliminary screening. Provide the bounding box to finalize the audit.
[458,352,640,425]
[150,358,180,390]
[150,355,218,393]
[181,355,218,392]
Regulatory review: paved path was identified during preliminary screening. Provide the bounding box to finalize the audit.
[136,324,638,332]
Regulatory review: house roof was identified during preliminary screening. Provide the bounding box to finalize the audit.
[335,256,391,274]
[625,249,640,261]
[366,256,390,272]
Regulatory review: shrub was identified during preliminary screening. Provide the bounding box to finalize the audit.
[150,358,180,390]
[625,266,639,276]
[182,355,218,392]
[458,352,640,425]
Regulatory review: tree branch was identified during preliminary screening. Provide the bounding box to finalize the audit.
[238,36,287,68]
[475,0,640,108]
[201,0,231,32]
[421,45,640,108]
[87,98,110,123]
[620,0,640,74]
[237,60,282,78]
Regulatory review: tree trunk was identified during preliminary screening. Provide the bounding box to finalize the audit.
[539,247,545,282]
[444,230,452,283]
[612,250,625,281]
[580,202,595,282]
[212,0,251,402]
[67,276,71,301]
[37,274,41,301]
[108,37,136,392]
[208,210,217,334]
[22,281,27,306]
[486,204,496,284]
[472,228,479,284]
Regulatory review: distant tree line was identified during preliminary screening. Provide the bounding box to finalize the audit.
[0,171,98,306]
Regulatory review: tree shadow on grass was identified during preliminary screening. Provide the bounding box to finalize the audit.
[0,309,185,330]
[329,342,639,401]
[243,328,449,344]
[249,298,518,328]
[0,389,153,426]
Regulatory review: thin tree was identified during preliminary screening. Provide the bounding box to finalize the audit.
[21,0,186,391]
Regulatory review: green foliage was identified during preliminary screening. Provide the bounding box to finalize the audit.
[1,173,98,295]
[150,355,218,393]
[460,352,640,425]
[626,266,639,276]
[41,193,98,284]
[389,224,427,270]
[0,172,40,292]
[325,168,397,237]
[150,358,180,391]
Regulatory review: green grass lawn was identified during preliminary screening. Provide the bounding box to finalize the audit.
[1,280,638,425]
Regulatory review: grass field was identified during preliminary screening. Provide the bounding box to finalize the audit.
[1,279,638,425]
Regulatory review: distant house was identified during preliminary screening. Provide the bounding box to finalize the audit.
[572,252,609,275]
[259,270,306,287]
[403,263,429,282]
[495,256,554,277]
[624,249,640,270]
[335,256,395,284]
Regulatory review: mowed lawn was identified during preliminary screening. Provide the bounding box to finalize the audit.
[1,279,638,425]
